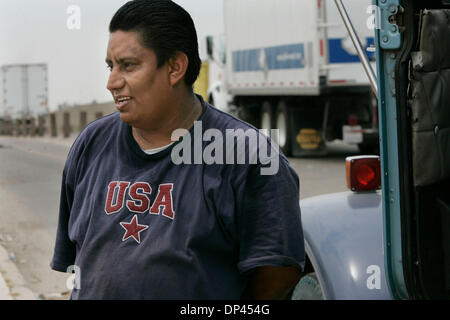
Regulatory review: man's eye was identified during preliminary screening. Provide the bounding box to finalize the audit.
[124,63,134,69]
[106,65,112,71]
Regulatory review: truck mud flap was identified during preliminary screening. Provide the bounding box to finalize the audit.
[290,106,327,157]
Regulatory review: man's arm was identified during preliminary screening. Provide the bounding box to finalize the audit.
[242,266,302,300]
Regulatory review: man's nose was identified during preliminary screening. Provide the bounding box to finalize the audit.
[107,69,125,92]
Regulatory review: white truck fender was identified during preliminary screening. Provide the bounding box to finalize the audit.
[299,191,392,299]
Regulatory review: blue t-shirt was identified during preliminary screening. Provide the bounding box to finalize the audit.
[51,96,305,299]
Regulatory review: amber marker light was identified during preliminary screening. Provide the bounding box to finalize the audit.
[346,156,381,191]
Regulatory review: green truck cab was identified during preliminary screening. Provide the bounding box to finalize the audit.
[377,0,450,299]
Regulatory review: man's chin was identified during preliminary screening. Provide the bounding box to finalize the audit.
[118,112,136,126]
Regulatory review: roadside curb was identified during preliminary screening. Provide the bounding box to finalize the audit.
[0,244,37,300]
[0,266,12,300]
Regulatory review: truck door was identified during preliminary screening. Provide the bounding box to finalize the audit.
[375,0,450,299]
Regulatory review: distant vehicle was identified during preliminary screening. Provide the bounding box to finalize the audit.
[206,0,379,156]
[0,63,49,121]
[292,0,450,299]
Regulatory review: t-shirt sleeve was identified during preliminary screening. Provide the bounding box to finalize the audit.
[50,138,84,272]
[236,157,305,275]
[50,170,76,272]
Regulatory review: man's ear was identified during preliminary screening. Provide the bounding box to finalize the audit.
[168,51,189,87]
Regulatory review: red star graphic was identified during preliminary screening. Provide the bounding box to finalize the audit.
[120,215,149,244]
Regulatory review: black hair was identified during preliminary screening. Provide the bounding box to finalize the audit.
[109,0,201,89]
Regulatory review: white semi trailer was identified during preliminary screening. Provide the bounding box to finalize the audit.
[0,63,48,121]
[207,0,379,156]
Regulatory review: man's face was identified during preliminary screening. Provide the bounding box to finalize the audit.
[106,30,170,128]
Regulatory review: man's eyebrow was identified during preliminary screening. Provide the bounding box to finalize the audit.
[105,57,139,64]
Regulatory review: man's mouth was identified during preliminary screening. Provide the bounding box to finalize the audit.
[115,96,133,109]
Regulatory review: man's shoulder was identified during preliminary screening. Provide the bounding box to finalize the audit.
[204,102,257,132]
[66,112,121,160]
[84,112,120,133]
[75,112,120,143]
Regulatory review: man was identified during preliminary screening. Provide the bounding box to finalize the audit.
[51,0,304,299]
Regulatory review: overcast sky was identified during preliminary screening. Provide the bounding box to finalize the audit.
[0,0,224,110]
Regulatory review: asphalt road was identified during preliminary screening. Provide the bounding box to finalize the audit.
[0,136,360,298]
[0,137,73,298]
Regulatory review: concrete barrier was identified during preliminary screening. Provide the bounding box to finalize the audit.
[1,101,116,139]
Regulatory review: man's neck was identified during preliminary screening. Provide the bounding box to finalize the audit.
[132,92,203,150]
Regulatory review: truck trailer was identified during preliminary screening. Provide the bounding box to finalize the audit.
[207,0,379,156]
[0,63,49,120]
[0,63,48,135]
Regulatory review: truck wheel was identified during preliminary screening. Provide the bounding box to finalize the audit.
[275,101,292,156]
[291,272,324,300]
[260,101,274,134]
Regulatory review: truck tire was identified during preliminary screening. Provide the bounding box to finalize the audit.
[291,272,324,300]
[275,101,292,156]
[260,101,274,134]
